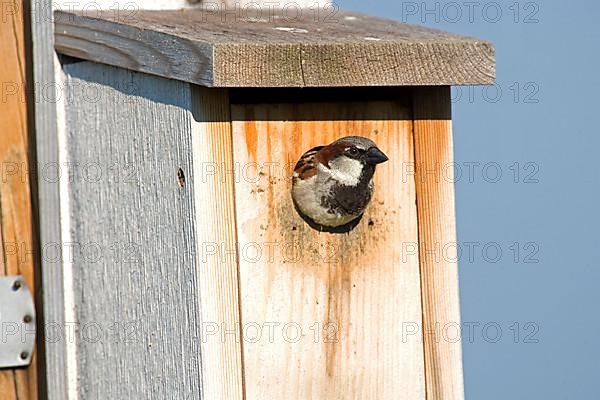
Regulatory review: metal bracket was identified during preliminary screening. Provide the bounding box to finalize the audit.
[0,276,35,368]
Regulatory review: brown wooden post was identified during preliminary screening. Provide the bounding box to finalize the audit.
[0,1,38,399]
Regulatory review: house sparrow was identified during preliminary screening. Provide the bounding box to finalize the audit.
[291,136,389,233]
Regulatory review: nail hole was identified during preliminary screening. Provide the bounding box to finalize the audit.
[23,315,32,323]
[20,351,28,360]
[368,220,375,226]
[12,281,22,291]
[177,168,186,188]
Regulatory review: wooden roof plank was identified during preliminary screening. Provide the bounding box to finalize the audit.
[54,10,495,87]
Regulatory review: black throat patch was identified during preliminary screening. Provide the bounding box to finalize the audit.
[321,164,376,217]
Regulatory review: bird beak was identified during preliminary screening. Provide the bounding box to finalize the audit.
[365,147,389,165]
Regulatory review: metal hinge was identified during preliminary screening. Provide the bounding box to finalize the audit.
[0,276,35,368]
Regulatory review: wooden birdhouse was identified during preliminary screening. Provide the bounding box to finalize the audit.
[32,6,495,400]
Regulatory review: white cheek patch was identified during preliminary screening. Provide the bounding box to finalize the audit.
[327,156,364,186]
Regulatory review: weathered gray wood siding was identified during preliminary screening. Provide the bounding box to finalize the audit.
[62,61,203,399]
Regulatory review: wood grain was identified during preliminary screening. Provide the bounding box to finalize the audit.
[0,1,38,398]
[231,100,426,399]
[52,0,329,11]
[61,62,203,399]
[413,87,465,400]
[30,0,72,396]
[53,9,495,87]
[191,87,244,400]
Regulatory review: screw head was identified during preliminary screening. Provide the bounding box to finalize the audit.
[12,281,22,291]
[23,315,32,323]
[20,351,28,360]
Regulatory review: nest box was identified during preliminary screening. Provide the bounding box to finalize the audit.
[36,8,495,400]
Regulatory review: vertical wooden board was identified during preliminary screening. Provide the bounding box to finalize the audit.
[231,101,425,399]
[0,1,37,399]
[190,87,244,400]
[61,62,202,399]
[413,87,465,400]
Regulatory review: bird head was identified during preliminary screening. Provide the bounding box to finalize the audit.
[317,136,388,186]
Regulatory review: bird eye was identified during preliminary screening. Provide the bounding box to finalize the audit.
[347,147,360,156]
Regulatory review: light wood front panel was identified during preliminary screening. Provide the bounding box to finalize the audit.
[231,101,425,400]
[413,87,465,400]
[191,88,244,400]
